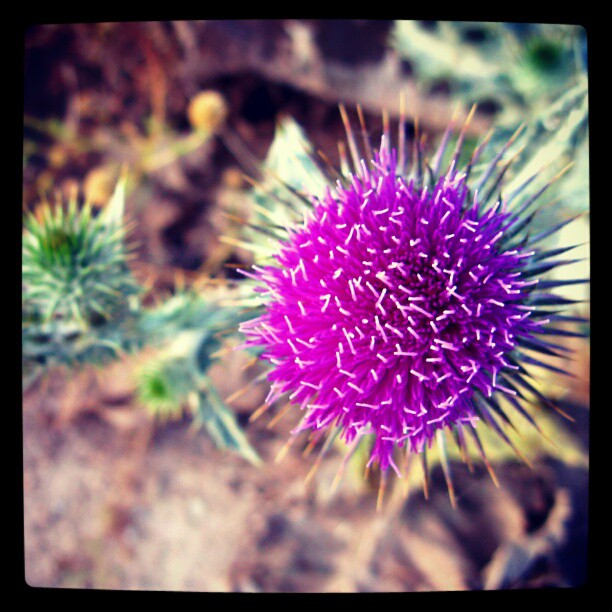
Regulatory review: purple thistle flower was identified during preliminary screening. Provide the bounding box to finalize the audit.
[239,105,587,504]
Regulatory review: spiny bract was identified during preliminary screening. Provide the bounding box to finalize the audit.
[22,182,140,369]
[22,191,136,329]
[239,105,587,502]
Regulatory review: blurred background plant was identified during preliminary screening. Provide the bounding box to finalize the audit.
[22,179,140,375]
[391,21,589,241]
[22,176,260,465]
[391,22,586,125]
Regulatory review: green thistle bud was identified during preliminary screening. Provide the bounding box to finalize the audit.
[135,354,196,421]
[22,180,140,368]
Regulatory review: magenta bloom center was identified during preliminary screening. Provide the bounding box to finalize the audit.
[242,144,537,472]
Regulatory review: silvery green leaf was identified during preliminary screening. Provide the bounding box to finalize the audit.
[100,174,128,227]
[390,21,586,132]
[194,383,262,466]
[504,78,588,199]
[391,21,506,83]
[138,291,247,346]
[262,115,328,197]
[245,116,327,260]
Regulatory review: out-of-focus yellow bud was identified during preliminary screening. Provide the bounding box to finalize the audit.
[187,90,228,133]
[47,144,69,169]
[84,164,120,208]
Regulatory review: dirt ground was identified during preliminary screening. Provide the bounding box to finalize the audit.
[21,21,590,593]
[22,356,589,592]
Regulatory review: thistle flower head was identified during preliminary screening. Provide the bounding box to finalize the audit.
[136,354,195,421]
[22,180,140,368]
[239,105,588,498]
[22,187,137,328]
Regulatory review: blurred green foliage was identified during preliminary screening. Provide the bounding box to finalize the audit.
[392,21,589,230]
[391,22,586,127]
[22,180,260,465]
[22,179,141,370]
